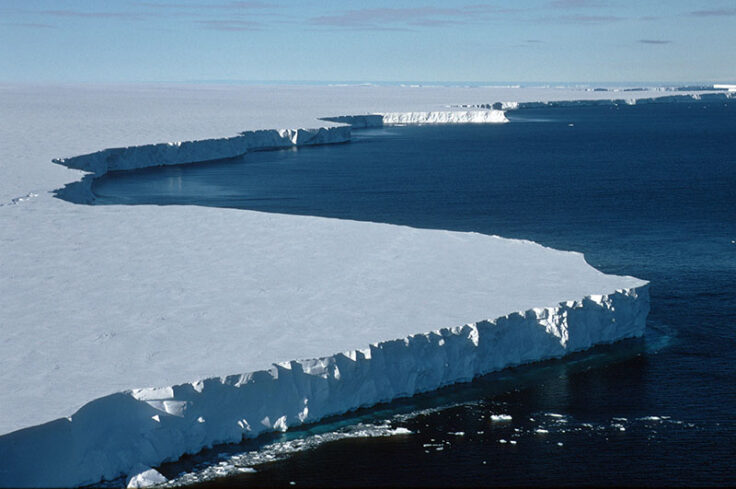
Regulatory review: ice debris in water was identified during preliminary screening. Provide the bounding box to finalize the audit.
[162,422,411,486]
[126,464,167,488]
[491,414,513,422]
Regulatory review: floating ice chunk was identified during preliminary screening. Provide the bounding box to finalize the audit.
[274,416,289,432]
[535,428,549,434]
[491,414,513,422]
[126,464,167,488]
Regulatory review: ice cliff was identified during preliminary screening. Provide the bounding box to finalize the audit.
[53,110,506,203]
[321,109,507,128]
[0,286,648,487]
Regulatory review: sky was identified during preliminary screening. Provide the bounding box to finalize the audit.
[1,0,735,84]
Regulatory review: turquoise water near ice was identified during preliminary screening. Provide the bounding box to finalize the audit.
[93,101,736,486]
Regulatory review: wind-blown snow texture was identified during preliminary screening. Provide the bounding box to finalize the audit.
[0,84,692,487]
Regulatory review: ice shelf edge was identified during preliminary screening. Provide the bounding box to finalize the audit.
[456,91,735,110]
[0,285,649,488]
[51,109,507,203]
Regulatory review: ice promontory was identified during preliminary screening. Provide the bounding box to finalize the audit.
[0,206,649,487]
[0,85,656,488]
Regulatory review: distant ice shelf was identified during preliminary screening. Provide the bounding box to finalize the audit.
[54,110,506,204]
[454,91,734,111]
[320,109,507,128]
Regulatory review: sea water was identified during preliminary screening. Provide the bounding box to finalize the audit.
[92,101,736,486]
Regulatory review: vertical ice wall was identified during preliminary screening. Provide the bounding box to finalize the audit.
[0,286,648,487]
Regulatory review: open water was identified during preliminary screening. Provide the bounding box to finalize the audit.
[93,101,736,486]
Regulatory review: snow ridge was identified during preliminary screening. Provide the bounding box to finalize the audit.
[0,286,648,487]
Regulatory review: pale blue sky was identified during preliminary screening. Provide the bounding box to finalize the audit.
[1,0,734,83]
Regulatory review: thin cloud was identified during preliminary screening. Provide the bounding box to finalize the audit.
[135,1,273,10]
[1,22,56,29]
[409,18,469,27]
[512,39,545,48]
[689,7,736,16]
[35,9,148,20]
[638,39,671,44]
[555,14,624,23]
[195,19,263,31]
[309,5,520,30]
[547,0,606,8]
[310,7,460,27]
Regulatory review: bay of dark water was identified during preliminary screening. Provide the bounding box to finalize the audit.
[92,101,736,486]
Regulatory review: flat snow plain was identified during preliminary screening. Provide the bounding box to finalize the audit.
[0,84,679,486]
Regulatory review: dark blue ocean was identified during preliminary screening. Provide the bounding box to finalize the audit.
[92,101,736,487]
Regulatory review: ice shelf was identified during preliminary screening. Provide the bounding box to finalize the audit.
[454,91,734,111]
[0,84,679,487]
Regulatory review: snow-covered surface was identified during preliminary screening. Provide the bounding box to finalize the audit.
[0,83,680,487]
